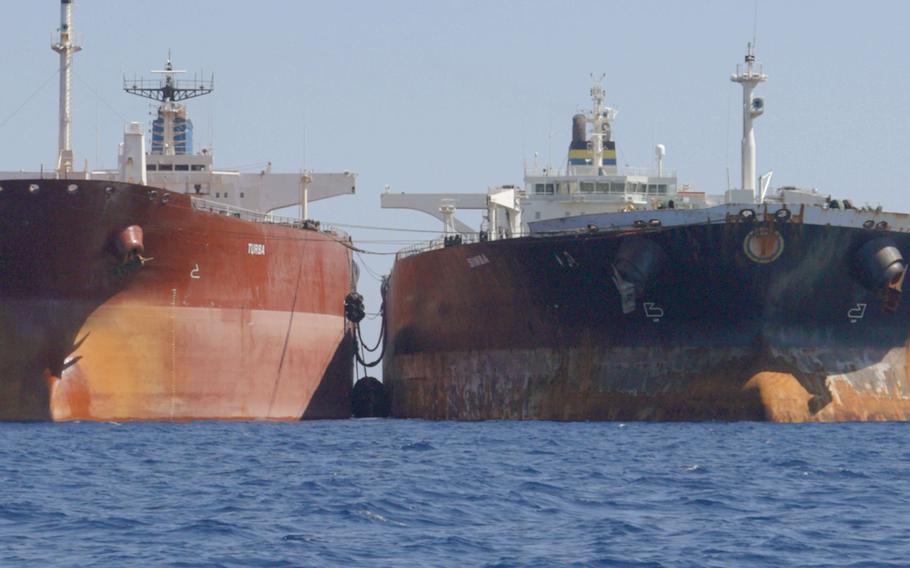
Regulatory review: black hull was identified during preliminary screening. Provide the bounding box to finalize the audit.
[384,210,910,421]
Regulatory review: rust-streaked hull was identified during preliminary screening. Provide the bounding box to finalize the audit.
[385,212,910,421]
[0,179,353,421]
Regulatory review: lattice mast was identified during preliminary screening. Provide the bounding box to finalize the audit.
[124,56,213,156]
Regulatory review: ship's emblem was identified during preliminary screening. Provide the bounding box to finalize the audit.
[743,227,784,264]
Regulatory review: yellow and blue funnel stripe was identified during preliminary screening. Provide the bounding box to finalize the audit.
[568,148,617,166]
[568,140,616,166]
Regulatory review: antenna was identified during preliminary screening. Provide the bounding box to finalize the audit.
[125,57,213,103]
[124,55,214,156]
[752,0,759,50]
[589,73,606,171]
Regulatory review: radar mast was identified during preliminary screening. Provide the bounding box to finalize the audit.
[124,56,214,156]
[730,42,767,200]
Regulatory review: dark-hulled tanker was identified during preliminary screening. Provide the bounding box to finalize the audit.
[381,46,910,422]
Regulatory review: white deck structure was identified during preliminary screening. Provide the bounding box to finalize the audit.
[0,0,355,216]
[381,46,844,241]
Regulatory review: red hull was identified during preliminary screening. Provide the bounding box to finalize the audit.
[0,179,354,420]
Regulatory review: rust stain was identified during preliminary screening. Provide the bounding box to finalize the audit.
[742,372,813,422]
[1,179,355,421]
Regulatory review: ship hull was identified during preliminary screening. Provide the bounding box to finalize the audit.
[0,179,353,421]
[385,206,910,421]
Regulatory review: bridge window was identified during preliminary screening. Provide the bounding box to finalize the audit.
[175,164,189,171]
[595,182,609,193]
[191,165,205,171]
[146,164,157,171]
[159,164,173,171]
[610,182,625,194]
[534,183,555,195]
[580,182,594,193]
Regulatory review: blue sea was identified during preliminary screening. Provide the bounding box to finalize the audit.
[1,421,908,567]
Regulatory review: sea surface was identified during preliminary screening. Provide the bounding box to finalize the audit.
[0,420,907,567]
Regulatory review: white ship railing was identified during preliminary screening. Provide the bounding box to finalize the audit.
[395,233,483,260]
[523,166,677,178]
[190,197,349,239]
[621,166,677,178]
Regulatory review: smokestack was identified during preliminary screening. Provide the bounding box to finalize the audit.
[571,114,586,145]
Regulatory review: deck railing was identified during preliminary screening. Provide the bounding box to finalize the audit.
[189,197,349,238]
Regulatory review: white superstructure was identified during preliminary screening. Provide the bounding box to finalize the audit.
[381,44,826,242]
[0,0,355,215]
[381,74,703,239]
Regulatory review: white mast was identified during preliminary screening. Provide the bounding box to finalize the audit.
[589,74,606,171]
[730,42,766,199]
[52,0,81,176]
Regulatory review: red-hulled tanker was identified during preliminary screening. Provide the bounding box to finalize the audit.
[0,1,357,420]
[0,181,354,420]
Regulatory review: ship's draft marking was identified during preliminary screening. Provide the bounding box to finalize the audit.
[643,302,664,322]
[743,227,784,264]
[848,303,867,323]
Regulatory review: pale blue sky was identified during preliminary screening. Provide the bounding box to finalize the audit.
[2,1,908,364]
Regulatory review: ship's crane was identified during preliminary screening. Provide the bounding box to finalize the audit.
[380,186,523,240]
